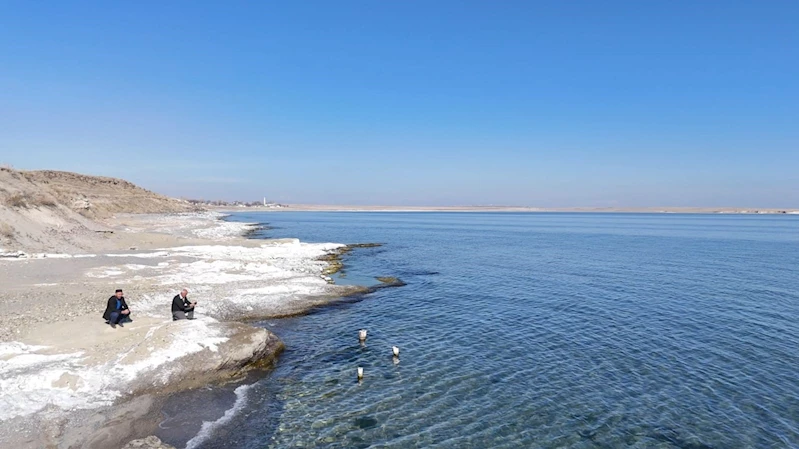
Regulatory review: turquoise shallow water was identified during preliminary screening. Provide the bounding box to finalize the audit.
[158,212,799,448]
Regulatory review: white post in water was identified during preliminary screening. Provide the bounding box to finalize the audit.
[359,329,368,342]
[392,346,400,357]
[357,367,364,380]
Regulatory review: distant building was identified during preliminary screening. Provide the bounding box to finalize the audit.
[184,198,286,208]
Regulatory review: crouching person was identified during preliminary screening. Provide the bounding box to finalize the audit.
[172,288,197,320]
[103,288,131,328]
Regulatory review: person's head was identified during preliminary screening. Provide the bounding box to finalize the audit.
[115,289,123,298]
[181,288,188,298]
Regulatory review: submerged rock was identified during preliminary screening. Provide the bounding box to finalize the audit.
[348,243,383,248]
[354,416,379,429]
[317,243,383,277]
[375,276,407,287]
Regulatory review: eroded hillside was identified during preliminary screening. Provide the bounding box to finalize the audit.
[0,167,199,252]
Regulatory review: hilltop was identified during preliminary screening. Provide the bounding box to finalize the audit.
[0,167,199,253]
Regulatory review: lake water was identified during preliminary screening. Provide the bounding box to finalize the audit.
[157,212,799,448]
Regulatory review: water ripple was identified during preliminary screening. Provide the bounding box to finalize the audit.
[179,213,799,449]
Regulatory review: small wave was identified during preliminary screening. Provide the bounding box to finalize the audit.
[184,383,254,449]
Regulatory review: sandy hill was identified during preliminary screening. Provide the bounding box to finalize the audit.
[0,167,198,253]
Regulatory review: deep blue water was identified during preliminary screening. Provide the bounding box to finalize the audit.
[159,213,799,448]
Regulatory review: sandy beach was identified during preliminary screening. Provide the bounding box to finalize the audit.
[0,208,360,448]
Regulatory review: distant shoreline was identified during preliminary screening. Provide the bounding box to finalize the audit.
[212,205,799,214]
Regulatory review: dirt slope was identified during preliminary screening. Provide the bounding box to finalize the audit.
[20,169,196,218]
[0,167,199,253]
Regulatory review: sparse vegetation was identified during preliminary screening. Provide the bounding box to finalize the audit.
[36,195,58,207]
[0,222,13,239]
[2,192,58,209]
[5,192,28,208]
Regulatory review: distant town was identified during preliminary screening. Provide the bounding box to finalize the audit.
[184,198,288,208]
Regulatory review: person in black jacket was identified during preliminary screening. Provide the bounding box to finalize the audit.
[103,289,131,328]
[172,288,196,320]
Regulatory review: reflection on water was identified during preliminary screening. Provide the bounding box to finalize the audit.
[159,213,799,448]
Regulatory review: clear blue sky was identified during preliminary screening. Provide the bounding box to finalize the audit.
[1,1,797,207]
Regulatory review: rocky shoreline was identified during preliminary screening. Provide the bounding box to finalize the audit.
[0,212,365,448]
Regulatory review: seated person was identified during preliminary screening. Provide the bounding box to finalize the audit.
[172,288,197,320]
[103,289,131,328]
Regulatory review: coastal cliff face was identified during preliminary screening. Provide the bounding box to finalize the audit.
[0,167,198,253]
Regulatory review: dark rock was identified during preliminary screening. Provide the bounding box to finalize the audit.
[354,416,379,429]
